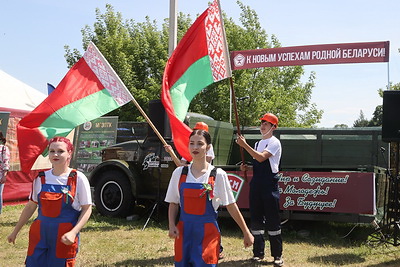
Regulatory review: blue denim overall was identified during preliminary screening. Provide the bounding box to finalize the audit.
[26,170,80,267]
[174,166,220,267]
[250,142,282,259]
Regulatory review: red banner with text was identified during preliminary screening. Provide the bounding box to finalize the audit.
[231,171,376,215]
[231,41,389,70]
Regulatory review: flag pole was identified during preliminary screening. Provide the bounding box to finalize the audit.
[130,98,181,166]
[217,0,247,180]
[229,77,248,180]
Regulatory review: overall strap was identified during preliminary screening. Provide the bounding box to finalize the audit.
[208,168,217,186]
[38,171,46,184]
[206,167,217,199]
[178,166,189,191]
[255,140,269,151]
[67,169,78,199]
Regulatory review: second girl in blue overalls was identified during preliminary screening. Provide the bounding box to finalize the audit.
[165,128,253,266]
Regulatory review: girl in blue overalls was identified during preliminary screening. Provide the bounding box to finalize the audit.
[236,113,284,266]
[8,136,92,267]
[165,129,254,266]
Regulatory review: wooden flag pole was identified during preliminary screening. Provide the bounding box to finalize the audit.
[229,77,248,180]
[129,98,181,167]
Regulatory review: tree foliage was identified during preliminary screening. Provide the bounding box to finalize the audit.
[64,1,322,127]
[352,48,400,127]
[353,110,369,127]
[353,81,400,127]
[65,4,170,121]
[334,124,348,129]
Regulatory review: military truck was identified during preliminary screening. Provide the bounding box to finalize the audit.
[88,100,233,217]
[88,100,389,223]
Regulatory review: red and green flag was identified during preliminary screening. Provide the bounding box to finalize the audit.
[161,0,231,161]
[17,42,133,172]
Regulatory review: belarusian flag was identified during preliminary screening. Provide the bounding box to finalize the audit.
[17,42,133,172]
[161,0,231,161]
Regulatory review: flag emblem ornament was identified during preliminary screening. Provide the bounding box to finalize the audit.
[83,45,133,105]
[17,42,133,172]
[162,0,230,162]
[205,1,228,82]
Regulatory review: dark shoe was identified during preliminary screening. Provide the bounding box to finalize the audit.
[274,256,284,266]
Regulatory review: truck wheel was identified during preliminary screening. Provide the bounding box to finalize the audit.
[94,170,135,217]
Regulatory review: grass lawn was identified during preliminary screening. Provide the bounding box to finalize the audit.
[1,203,400,266]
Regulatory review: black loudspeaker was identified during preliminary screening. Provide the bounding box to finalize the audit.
[382,90,400,142]
[147,99,171,139]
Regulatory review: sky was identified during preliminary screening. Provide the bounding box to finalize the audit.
[1,0,399,127]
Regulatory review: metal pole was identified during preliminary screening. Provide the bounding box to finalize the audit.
[387,61,390,90]
[230,86,232,123]
[387,61,391,170]
[169,0,178,56]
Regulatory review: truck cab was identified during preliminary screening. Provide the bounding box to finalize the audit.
[88,105,233,217]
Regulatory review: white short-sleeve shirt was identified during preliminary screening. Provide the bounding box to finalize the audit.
[255,136,282,173]
[164,163,235,210]
[30,169,92,211]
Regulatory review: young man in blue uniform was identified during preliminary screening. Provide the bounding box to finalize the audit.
[236,113,283,266]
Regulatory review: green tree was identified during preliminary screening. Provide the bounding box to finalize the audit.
[65,4,170,121]
[334,124,348,128]
[357,48,400,127]
[368,105,383,126]
[353,110,369,127]
[355,82,400,127]
[371,82,400,126]
[65,1,322,127]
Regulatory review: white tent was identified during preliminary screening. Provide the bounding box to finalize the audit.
[0,69,54,170]
[0,70,49,203]
[0,69,46,111]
